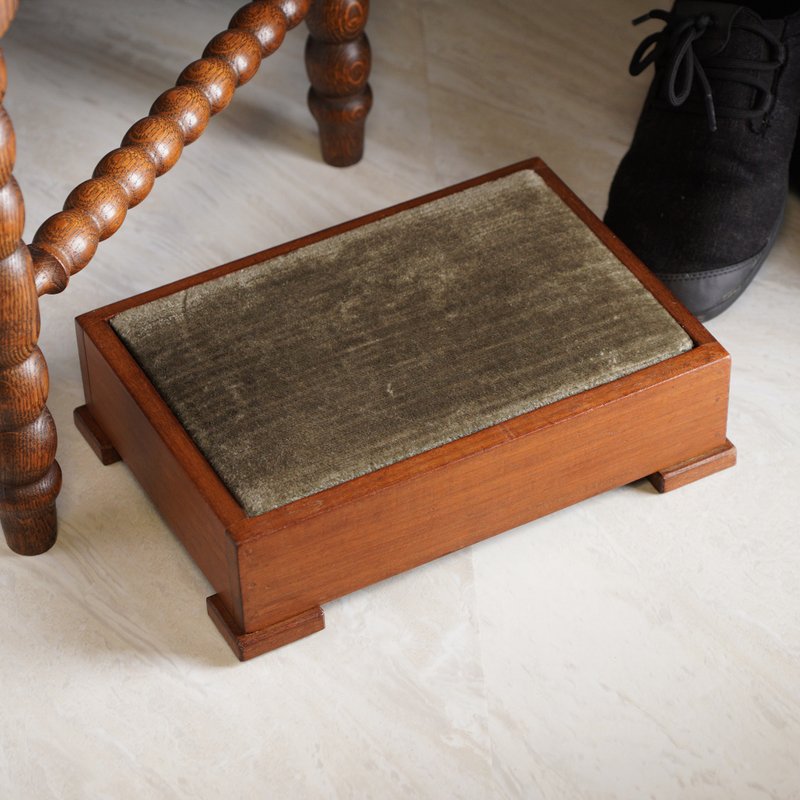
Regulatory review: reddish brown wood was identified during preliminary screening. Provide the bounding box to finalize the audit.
[73,405,120,466]
[75,320,247,625]
[234,353,729,634]
[648,438,737,493]
[177,59,238,116]
[74,159,735,659]
[229,2,288,55]
[65,177,130,239]
[203,30,263,86]
[306,0,372,166]
[2,0,363,557]
[0,2,16,39]
[207,594,324,660]
[93,147,157,208]
[30,0,314,297]
[0,16,61,555]
[122,118,184,177]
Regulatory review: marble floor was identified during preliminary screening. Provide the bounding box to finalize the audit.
[2,0,799,797]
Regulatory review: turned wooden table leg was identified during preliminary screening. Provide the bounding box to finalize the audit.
[0,10,61,555]
[305,0,372,167]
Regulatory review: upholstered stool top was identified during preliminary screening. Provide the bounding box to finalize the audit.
[111,170,692,516]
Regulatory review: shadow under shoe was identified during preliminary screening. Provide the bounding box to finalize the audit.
[604,1,800,320]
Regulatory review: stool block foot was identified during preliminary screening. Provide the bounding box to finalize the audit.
[207,594,325,661]
[74,405,121,465]
[648,438,736,493]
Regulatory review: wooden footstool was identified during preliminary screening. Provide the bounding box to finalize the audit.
[74,159,735,660]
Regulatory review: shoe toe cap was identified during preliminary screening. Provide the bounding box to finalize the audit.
[655,252,765,321]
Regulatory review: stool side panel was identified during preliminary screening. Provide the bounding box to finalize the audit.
[78,324,244,625]
[235,350,731,632]
[71,159,737,657]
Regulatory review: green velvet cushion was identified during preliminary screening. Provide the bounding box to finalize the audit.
[111,170,692,516]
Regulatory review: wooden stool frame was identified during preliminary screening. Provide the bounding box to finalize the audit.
[74,159,736,660]
[0,0,373,556]
[0,3,736,663]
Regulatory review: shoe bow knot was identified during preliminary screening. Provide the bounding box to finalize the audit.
[629,8,786,133]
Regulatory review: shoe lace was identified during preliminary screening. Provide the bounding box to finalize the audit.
[629,8,786,132]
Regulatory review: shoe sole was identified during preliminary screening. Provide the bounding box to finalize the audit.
[654,206,785,322]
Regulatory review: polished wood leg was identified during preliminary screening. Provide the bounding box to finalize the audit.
[31,0,314,296]
[0,9,61,556]
[648,439,736,493]
[3,0,317,553]
[305,0,372,167]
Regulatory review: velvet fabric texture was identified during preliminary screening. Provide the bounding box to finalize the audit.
[111,171,692,516]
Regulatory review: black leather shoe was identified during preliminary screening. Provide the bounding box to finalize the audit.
[605,1,800,321]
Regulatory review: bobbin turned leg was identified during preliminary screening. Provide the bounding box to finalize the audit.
[305,0,372,167]
[0,9,61,556]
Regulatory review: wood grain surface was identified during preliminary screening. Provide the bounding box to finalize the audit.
[4,2,796,792]
[0,7,61,555]
[1,0,367,556]
[306,0,372,166]
[75,159,734,658]
[31,0,314,297]
[648,438,737,493]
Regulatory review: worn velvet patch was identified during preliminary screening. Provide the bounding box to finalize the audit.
[111,171,693,516]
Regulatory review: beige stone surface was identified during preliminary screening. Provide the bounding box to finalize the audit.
[1,1,799,798]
